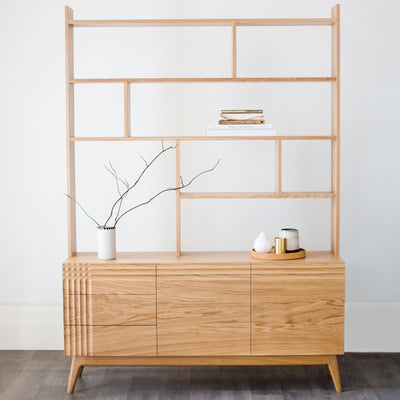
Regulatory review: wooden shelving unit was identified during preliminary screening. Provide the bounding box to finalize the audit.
[65,6,340,258]
[63,6,344,395]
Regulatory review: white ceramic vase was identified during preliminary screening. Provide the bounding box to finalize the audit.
[97,227,116,260]
[253,232,273,253]
[279,228,299,252]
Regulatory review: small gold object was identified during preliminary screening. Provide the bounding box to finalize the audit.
[274,237,286,254]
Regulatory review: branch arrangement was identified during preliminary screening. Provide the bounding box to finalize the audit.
[65,142,220,228]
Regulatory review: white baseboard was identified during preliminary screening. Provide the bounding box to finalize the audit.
[0,303,399,351]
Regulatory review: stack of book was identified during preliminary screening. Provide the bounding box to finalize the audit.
[219,109,265,125]
[206,109,276,136]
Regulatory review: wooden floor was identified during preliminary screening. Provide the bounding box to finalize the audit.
[0,352,399,399]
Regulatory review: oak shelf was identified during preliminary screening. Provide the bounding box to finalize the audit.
[70,135,336,142]
[179,192,334,199]
[68,18,334,28]
[70,77,335,83]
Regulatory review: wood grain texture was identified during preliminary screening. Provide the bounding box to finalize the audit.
[331,4,341,256]
[252,267,344,355]
[69,18,334,27]
[70,77,336,83]
[91,326,156,356]
[65,6,76,257]
[157,264,250,356]
[232,22,237,78]
[64,294,156,326]
[65,325,156,356]
[64,250,344,266]
[67,356,81,393]
[91,295,156,326]
[70,135,336,141]
[327,355,342,392]
[63,263,156,295]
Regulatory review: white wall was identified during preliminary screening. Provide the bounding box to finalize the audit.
[0,0,399,350]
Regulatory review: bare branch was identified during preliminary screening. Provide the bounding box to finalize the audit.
[103,142,177,227]
[140,155,148,167]
[63,192,101,227]
[114,159,220,226]
[104,161,130,223]
[180,176,184,186]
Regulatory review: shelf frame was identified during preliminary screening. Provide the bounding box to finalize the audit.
[65,6,341,257]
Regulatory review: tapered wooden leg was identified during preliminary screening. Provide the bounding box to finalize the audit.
[327,355,342,393]
[77,365,84,377]
[67,356,83,394]
[326,364,331,376]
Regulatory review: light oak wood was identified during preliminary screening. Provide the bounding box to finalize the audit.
[92,326,156,356]
[64,294,156,326]
[70,135,336,141]
[232,22,237,78]
[68,18,334,27]
[64,5,343,394]
[70,77,336,83]
[67,356,81,393]
[70,354,338,366]
[175,141,181,256]
[327,354,343,392]
[331,4,340,256]
[180,191,334,199]
[157,264,250,356]
[275,140,282,194]
[91,295,156,325]
[124,82,130,137]
[63,263,156,295]
[251,248,305,260]
[252,267,344,355]
[65,6,76,257]
[64,250,344,266]
[65,326,157,356]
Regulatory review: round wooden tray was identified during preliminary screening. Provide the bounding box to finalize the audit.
[251,248,306,260]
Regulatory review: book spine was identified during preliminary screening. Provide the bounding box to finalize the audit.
[221,109,263,114]
[219,119,265,125]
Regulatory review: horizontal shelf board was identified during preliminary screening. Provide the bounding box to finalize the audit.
[70,136,336,142]
[180,192,335,199]
[69,18,334,28]
[65,251,344,266]
[70,77,335,83]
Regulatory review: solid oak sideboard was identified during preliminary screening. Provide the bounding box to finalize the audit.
[63,251,344,393]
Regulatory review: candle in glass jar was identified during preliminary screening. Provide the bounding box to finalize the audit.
[279,228,299,252]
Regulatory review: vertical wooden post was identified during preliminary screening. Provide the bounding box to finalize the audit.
[175,141,181,256]
[65,6,76,257]
[232,22,237,78]
[275,140,282,194]
[331,4,340,255]
[124,82,131,137]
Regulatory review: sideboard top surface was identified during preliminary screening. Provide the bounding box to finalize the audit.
[64,251,344,267]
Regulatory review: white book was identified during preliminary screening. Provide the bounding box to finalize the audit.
[206,125,276,137]
[220,113,265,120]
[207,124,274,130]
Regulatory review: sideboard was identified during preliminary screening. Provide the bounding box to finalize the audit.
[63,251,344,393]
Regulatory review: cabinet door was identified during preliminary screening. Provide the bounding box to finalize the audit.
[157,264,250,356]
[252,266,345,355]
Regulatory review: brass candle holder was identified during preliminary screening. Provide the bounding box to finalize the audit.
[274,237,286,254]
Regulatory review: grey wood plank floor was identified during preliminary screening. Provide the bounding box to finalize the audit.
[0,352,399,400]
